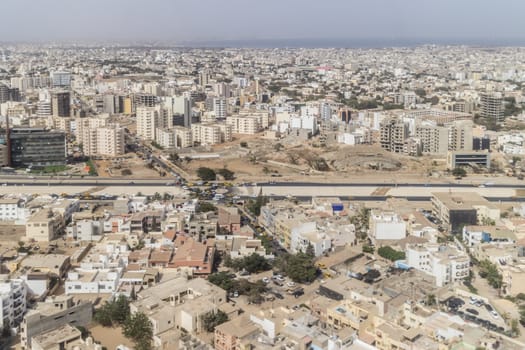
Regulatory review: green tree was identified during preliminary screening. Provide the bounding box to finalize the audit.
[217,168,235,180]
[123,312,153,350]
[226,253,271,274]
[478,259,503,289]
[377,246,405,261]
[247,190,268,216]
[275,252,318,283]
[208,272,235,292]
[201,310,229,332]
[197,201,217,213]
[197,167,216,181]
[452,167,467,178]
[362,245,375,254]
[94,295,130,327]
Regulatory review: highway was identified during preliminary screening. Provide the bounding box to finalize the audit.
[0,175,523,188]
[0,175,520,201]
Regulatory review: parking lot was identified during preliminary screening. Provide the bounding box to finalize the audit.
[444,296,507,332]
[228,271,322,315]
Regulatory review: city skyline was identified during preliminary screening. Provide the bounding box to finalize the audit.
[2,0,525,44]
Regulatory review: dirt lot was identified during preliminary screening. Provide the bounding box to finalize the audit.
[89,325,134,349]
[94,154,162,178]
[181,134,446,182]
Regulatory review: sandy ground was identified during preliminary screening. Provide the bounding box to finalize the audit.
[96,156,162,178]
[89,325,134,349]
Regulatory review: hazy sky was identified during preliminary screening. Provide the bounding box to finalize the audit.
[2,0,525,43]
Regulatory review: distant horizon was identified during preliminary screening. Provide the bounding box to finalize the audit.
[2,37,525,49]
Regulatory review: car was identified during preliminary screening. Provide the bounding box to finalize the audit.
[491,311,499,318]
[484,304,494,312]
[262,277,270,284]
[273,292,284,299]
[466,308,479,315]
[232,291,239,298]
[293,290,304,298]
[273,280,284,287]
[287,281,296,288]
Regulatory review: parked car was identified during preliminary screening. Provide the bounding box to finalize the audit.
[466,308,479,315]
[273,292,284,300]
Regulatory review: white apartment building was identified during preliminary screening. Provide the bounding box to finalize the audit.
[136,106,168,141]
[290,222,332,257]
[217,123,233,142]
[406,243,470,287]
[213,97,227,118]
[290,116,318,134]
[337,128,371,146]
[65,269,122,295]
[369,210,406,243]
[0,198,29,222]
[191,123,221,145]
[226,115,262,134]
[81,126,125,157]
[174,126,193,148]
[73,116,109,138]
[0,277,27,329]
[155,128,175,150]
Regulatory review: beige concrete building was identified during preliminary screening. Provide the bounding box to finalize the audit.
[25,209,63,242]
[214,316,259,350]
[81,125,125,157]
[226,115,262,134]
[415,124,449,154]
[448,120,473,151]
[191,123,222,145]
[380,118,408,153]
[136,106,167,141]
[155,128,175,150]
[21,295,92,349]
[217,123,233,142]
[174,126,193,148]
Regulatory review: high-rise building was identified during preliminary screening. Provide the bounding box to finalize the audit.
[174,126,193,148]
[136,106,165,141]
[51,91,70,117]
[319,102,332,120]
[36,100,52,117]
[8,128,66,167]
[184,97,192,128]
[81,126,125,157]
[133,93,157,107]
[480,92,504,123]
[191,123,222,145]
[0,278,27,330]
[415,124,449,154]
[213,98,227,119]
[198,71,210,86]
[50,71,71,87]
[448,121,473,151]
[380,119,409,153]
[339,108,352,123]
[0,84,20,104]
